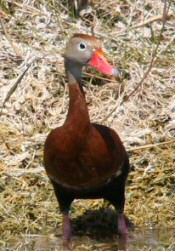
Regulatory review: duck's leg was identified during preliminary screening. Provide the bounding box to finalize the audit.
[111,182,128,235]
[117,158,130,235]
[107,160,130,235]
[116,209,128,235]
[106,185,128,235]
[50,179,73,242]
[62,212,72,241]
[62,212,72,249]
[112,181,129,235]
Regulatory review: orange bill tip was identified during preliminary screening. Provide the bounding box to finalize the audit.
[96,49,105,56]
[89,49,120,76]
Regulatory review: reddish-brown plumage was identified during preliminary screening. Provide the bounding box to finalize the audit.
[44,34,130,244]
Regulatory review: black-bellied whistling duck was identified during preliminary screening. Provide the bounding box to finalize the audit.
[44,34,130,243]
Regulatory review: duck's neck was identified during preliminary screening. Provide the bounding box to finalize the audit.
[64,60,90,127]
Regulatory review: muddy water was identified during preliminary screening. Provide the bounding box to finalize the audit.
[5,228,175,250]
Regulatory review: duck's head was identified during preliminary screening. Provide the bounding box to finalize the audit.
[63,34,120,76]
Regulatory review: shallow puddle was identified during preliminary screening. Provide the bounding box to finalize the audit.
[3,228,175,250]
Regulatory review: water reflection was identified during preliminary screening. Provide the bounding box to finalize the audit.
[4,228,175,250]
[118,234,128,251]
[33,233,129,250]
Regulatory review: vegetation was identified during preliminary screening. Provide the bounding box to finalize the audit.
[0,0,174,250]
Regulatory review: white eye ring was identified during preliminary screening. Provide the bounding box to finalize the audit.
[78,42,86,50]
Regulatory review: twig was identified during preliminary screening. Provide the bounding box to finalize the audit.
[102,0,172,123]
[128,139,175,152]
[131,11,174,29]
[124,0,172,102]
[1,59,34,111]
[85,72,119,83]
[7,1,46,15]
[0,134,14,155]
[0,18,23,58]
[5,166,45,177]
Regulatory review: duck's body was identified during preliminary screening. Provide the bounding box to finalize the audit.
[44,34,130,242]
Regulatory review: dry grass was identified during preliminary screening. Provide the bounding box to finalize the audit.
[0,0,175,250]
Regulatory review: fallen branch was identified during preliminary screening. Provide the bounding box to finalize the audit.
[131,11,174,29]
[1,59,34,111]
[102,0,172,123]
[123,0,172,102]
[0,18,23,58]
[128,139,175,152]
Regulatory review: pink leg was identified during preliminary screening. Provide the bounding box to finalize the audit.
[117,214,129,235]
[62,213,72,249]
[118,233,128,251]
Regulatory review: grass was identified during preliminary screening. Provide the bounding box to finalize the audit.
[0,0,175,250]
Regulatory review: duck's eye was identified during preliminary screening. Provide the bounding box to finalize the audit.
[78,42,86,50]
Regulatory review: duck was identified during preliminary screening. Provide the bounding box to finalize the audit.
[44,34,130,244]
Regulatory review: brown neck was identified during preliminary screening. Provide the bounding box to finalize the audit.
[64,60,90,128]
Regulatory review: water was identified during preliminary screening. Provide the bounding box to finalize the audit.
[4,228,175,250]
